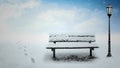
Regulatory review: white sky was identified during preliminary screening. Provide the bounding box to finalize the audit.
[0,0,119,43]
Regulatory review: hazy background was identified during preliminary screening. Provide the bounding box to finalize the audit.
[0,0,120,42]
[0,0,120,68]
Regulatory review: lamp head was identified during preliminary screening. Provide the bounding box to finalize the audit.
[106,4,112,16]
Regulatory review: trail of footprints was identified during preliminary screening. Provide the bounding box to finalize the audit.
[16,41,36,63]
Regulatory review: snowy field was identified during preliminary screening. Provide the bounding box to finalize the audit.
[0,34,120,68]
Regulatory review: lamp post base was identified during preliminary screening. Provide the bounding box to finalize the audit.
[107,52,112,57]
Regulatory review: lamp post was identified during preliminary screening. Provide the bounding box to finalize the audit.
[106,4,112,57]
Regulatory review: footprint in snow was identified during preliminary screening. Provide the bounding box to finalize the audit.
[31,57,36,63]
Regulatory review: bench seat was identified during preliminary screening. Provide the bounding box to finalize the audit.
[47,46,99,49]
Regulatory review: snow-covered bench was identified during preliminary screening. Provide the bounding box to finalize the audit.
[46,34,99,59]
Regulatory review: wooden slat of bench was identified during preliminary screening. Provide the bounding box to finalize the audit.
[49,38,95,41]
[49,40,95,42]
[49,35,95,37]
[46,46,99,49]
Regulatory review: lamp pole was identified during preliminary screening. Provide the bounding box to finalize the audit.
[106,4,112,57]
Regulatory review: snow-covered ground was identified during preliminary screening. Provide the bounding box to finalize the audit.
[0,34,120,68]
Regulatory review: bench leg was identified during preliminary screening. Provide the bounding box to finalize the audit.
[90,48,93,57]
[51,48,56,59]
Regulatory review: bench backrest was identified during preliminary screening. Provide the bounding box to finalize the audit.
[49,34,95,44]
